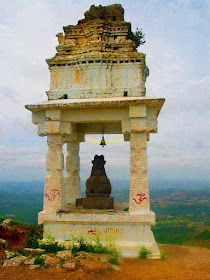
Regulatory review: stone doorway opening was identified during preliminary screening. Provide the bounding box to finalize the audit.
[79,133,130,211]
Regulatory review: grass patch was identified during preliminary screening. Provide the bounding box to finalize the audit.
[9,220,25,226]
[0,216,5,224]
[70,237,120,265]
[25,226,42,249]
[39,242,66,253]
[12,245,26,255]
[70,237,117,255]
[34,256,45,267]
[0,239,8,249]
[108,253,120,265]
[138,246,151,259]
[160,249,166,260]
[39,232,66,253]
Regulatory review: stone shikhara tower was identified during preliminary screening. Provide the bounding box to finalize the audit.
[26,4,164,258]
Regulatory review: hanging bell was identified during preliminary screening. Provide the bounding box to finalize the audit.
[100,136,106,148]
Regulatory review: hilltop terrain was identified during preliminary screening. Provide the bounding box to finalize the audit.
[0,244,209,280]
[0,180,209,247]
[0,220,209,279]
[0,181,209,279]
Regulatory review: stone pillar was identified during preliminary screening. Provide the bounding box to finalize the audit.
[129,105,150,213]
[129,132,150,213]
[65,140,81,204]
[44,135,65,212]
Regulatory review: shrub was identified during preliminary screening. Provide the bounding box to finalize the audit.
[13,245,25,255]
[108,253,120,266]
[160,250,166,260]
[138,246,151,259]
[70,237,120,265]
[94,237,110,254]
[10,228,18,233]
[70,237,114,255]
[25,226,42,249]
[39,242,65,254]
[71,238,94,254]
[0,239,8,249]
[0,216,5,224]
[0,251,6,265]
[9,220,25,226]
[39,231,65,254]
[34,256,45,267]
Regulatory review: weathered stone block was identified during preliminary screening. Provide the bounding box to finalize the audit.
[129,105,146,118]
[65,175,80,188]
[124,133,130,141]
[130,133,147,149]
[67,141,79,153]
[76,197,114,209]
[146,119,157,132]
[45,121,60,134]
[44,175,64,188]
[130,118,147,133]
[66,156,80,172]
[129,188,150,213]
[37,122,46,136]
[61,122,74,135]
[66,187,81,204]
[46,110,61,121]
[147,107,157,119]
[43,186,65,212]
[121,120,130,134]
[46,152,64,170]
[47,135,63,145]
[130,173,149,188]
[130,157,147,172]
[32,112,38,124]
[32,111,45,124]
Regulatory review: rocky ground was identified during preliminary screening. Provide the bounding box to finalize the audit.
[0,219,209,280]
[0,245,209,280]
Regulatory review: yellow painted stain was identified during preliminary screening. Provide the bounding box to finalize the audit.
[49,123,55,133]
[74,70,84,84]
[52,72,59,90]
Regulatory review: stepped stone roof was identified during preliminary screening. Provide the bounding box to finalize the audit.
[49,4,139,63]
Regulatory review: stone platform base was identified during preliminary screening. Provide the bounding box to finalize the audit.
[38,210,160,258]
[76,197,114,209]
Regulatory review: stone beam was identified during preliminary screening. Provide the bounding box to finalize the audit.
[77,122,122,134]
[62,107,129,123]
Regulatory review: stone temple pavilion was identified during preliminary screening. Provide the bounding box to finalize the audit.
[25,4,165,258]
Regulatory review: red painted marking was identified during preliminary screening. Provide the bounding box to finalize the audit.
[88,229,96,235]
[133,193,148,204]
[45,189,60,201]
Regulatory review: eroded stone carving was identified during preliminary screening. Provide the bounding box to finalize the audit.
[76,155,114,209]
[86,155,111,197]
[54,4,136,56]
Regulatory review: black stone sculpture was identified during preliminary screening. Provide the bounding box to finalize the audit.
[76,155,114,209]
[86,155,111,197]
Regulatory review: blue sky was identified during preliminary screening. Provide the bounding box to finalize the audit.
[0,0,209,184]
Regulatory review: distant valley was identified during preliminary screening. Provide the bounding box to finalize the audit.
[0,180,209,247]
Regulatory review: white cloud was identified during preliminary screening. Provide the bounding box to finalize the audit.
[0,0,209,182]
